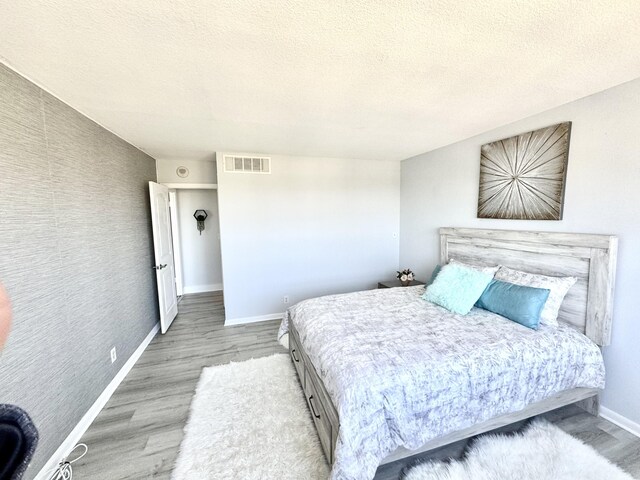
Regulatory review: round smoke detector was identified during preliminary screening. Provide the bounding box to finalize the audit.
[176,166,189,178]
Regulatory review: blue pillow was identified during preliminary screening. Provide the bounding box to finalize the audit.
[422,263,494,315]
[476,279,550,329]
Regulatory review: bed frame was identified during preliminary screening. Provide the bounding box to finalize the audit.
[289,227,618,466]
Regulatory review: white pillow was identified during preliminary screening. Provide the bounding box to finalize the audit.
[449,258,500,276]
[494,266,577,327]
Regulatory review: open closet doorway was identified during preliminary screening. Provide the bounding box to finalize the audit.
[168,187,223,299]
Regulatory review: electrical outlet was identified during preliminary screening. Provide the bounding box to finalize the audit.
[110,347,117,364]
[283,295,289,304]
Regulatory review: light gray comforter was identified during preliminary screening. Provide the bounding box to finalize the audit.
[277,286,605,480]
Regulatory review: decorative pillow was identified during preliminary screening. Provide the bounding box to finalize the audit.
[423,263,494,315]
[449,258,500,276]
[427,264,441,286]
[494,266,577,327]
[476,279,550,329]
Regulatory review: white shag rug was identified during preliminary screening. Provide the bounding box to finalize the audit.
[405,419,634,480]
[171,354,329,480]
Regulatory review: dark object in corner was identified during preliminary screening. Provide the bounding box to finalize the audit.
[0,404,38,480]
[377,279,425,289]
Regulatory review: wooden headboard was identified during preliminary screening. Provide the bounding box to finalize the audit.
[440,228,618,346]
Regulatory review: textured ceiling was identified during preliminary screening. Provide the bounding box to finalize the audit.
[1,1,640,161]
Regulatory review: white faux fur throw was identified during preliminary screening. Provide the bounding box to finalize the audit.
[405,419,634,480]
[171,354,329,480]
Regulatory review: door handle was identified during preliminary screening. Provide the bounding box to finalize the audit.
[152,264,168,270]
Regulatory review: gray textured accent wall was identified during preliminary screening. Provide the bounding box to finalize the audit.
[0,62,159,479]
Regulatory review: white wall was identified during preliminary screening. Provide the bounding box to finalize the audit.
[176,189,223,293]
[156,157,217,184]
[400,77,640,425]
[216,153,400,323]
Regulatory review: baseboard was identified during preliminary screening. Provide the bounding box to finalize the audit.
[224,312,284,326]
[600,407,640,438]
[34,322,160,480]
[182,283,223,294]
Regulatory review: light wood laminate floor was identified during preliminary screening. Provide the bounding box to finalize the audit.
[73,292,640,479]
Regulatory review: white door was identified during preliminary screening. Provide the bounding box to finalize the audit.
[149,181,178,333]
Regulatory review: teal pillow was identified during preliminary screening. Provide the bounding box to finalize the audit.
[422,263,494,315]
[476,279,550,329]
[427,264,441,286]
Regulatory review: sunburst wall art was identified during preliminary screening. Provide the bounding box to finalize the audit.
[477,122,572,220]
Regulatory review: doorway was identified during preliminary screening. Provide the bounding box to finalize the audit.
[168,188,223,299]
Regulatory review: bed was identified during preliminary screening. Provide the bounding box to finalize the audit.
[278,228,618,480]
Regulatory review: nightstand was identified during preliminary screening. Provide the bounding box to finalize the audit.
[377,279,426,289]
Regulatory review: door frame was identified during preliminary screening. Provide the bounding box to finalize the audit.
[168,190,184,297]
[162,183,223,297]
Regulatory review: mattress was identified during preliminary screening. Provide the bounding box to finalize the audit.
[277,285,605,480]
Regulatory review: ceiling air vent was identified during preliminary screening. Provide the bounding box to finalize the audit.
[223,155,271,174]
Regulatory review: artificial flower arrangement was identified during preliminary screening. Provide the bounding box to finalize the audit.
[396,268,415,286]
